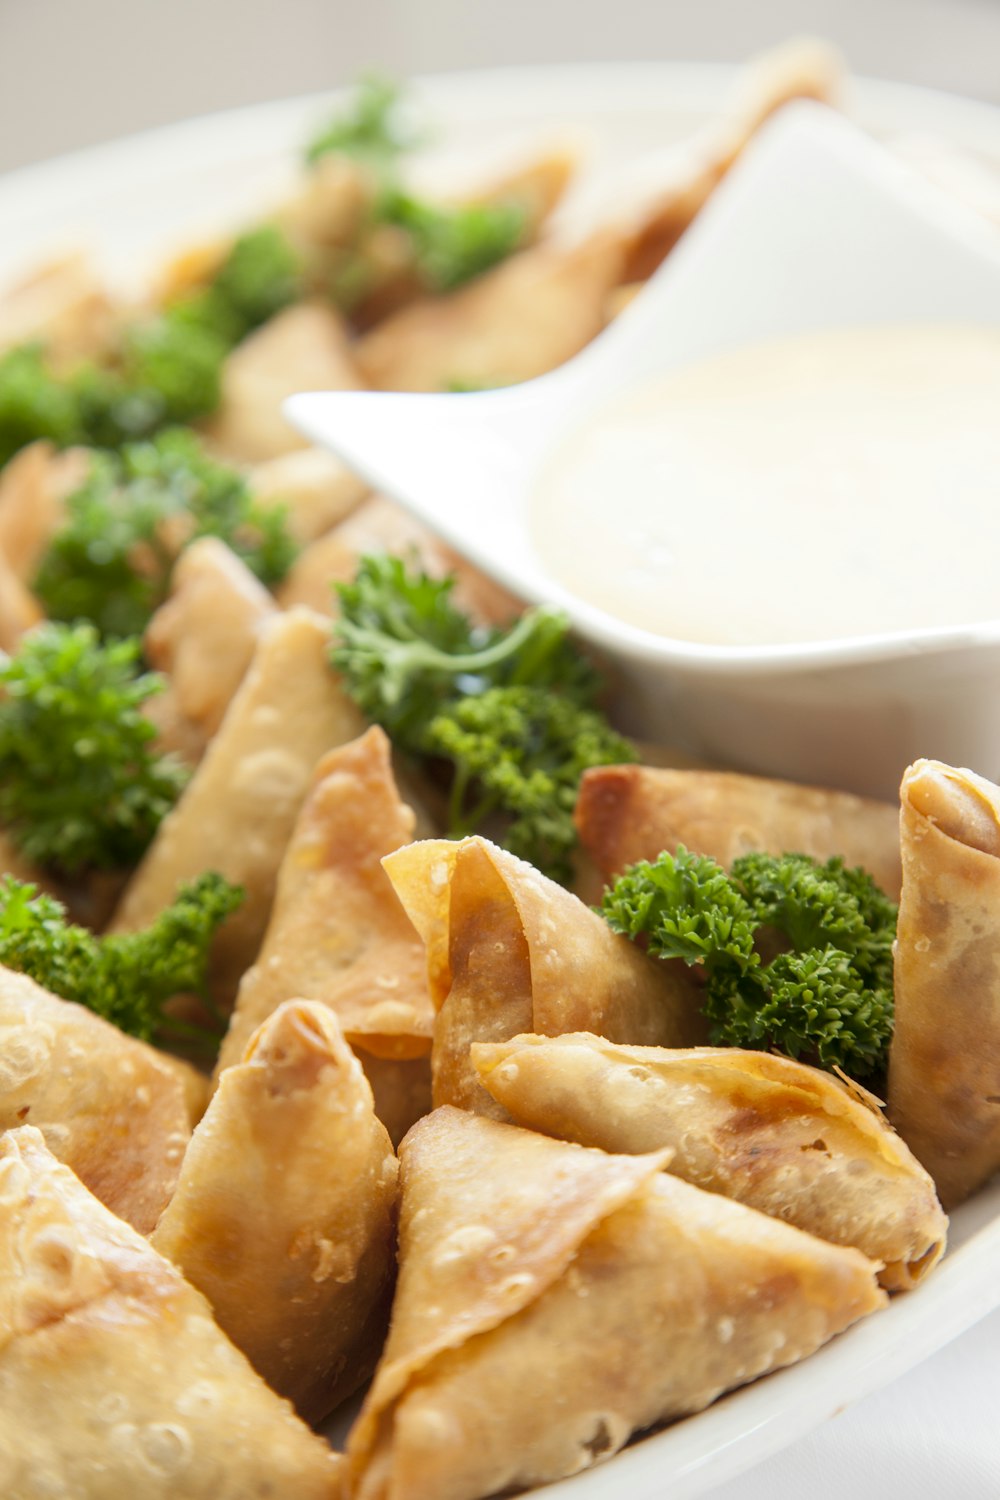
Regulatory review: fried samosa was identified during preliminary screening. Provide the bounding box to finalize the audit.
[0,1127,345,1500]
[250,446,368,544]
[347,1107,884,1500]
[153,1001,398,1422]
[0,964,196,1234]
[111,607,366,999]
[383,835,705,1114]
[143,537,277,764]
[204,301,365,464]
[355,230,624,393]
[216,727,435,1144]
[278,492,520,628]
[576,764,902,899]
[473,1032,946,1290]
[0,438,89,580]
[889,759,1000,1206]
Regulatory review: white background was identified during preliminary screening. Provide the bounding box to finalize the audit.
[1,0,998,1494]
[3,0,1000,172]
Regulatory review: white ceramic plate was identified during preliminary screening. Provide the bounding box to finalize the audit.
[4,62,1000,1500]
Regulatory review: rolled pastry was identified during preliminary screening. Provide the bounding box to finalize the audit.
[216,726,436,1143]
[0,1127,345,1500]
[473,1031,946,1290]
[383,835,706,1115]
[110,607,366,1000]
[347,1107,885,1500]
[576,764,902,899]
[153,1001,398,1422]
[889,759,1000,1206]
[0,964,195,1233]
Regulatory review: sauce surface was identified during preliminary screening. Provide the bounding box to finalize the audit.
[531,326,1000,646]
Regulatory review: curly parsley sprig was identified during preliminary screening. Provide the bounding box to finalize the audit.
[601,846,897,1080]
[0,623,186,875]
[331,554,632,883]
[0,873,244,1043]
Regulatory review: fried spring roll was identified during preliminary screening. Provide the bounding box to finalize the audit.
[889,759,1000,1206]
[110,607,366,999]
[0,964,195,1233]
[153,1002,398,1422]
[347,1108,884,1500]
[576,764,902,898]
[216,727,436,1143]
[473,1032,946,1290]
[383,836,705,1114]
[143,537,277,764]
[0,1128,345,1500]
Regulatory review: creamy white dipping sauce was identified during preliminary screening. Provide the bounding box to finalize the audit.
[531,326,1000,646]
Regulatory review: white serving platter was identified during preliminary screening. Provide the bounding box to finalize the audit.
[3,60,999,1500]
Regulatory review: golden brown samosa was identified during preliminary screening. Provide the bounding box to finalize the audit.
[216,727,435,1143]
[0,547,42,652]
[0,1127,345,1500]
[142,537,277,764]
[0,964,196,1233]
[347,1107,884,1500]
[0,252,114,363]
[110,607,366,999]
[473,1032,946,1290]
[153,1002,398,1422]
[889,759,1000,1206]
[0,438,89,579]
[279,492,520,628]
[204,301,365,464]
[383,835,705,1115]
[613,38,842,283]
[356,230,624,392]
[577,764,902,898]
[250,446,368,544]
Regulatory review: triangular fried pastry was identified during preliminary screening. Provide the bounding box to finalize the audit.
[613,38,842,283]
[143,537,277,765]
[889,759,1000,1206]
[0,964,194,1233]
[382,835,705,1114]
[204,301,365,464]
[347,1108,885,1500]
[576,764,902,898]
[153,1002,398,1423]
[473,1031,946,1290]
[355,231,624,393]
[0,1127,345,1500]
[216,727,436,1142]
[110,607,366,1000]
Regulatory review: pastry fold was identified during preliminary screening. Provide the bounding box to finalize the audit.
[0,964,195,1233]
[576,764,902,898]
[153,1001,398,1422]
[0,1127,345,1500]
[216,726,436,1143]
[473,1031,946,1290]
[143,536,277,765]
[110,606,366,999]
[382,835,705,1114]
[889,759,1000,1206]
[347,1107,885,1500]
